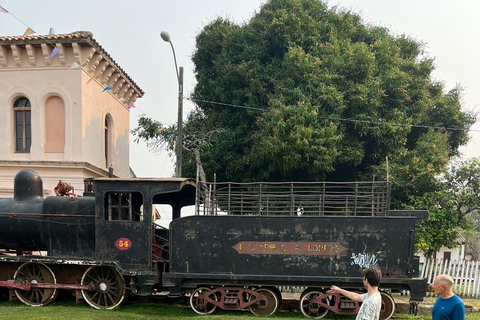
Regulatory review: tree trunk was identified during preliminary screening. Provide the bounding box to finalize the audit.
[194,148,207,184]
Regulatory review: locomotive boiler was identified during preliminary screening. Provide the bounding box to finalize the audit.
[0,169,428,319]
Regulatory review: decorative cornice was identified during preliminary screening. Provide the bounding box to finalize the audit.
[25,44,37,66]
[71,42,81,64]
[118,82,130,97]
[84,47,96,66]
[40,43,52,66]
[112,78,125,93]
[96,60,109,79]
[107,71,120,87]
[10,45,21,66]
[0,31,144,103]
[88,52,103,74]
[0,46,8,67]
[124,88,135,104]
[129,92,139,105]
[56,43,66,65]
[102,66,115,84]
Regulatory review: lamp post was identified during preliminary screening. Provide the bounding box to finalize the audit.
[161,31,183,177]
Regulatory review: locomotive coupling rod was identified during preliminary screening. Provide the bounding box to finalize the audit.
[0,280,31,291]
[31,282,95,291]
[0,280,95,291]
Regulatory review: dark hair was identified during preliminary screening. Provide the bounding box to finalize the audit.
[362,267,382,287]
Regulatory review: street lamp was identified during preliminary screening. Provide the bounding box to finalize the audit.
[161,31,183,177]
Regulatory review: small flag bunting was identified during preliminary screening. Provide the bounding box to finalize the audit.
[0,6,8,13]
[115,98,126,103]
[23,27,35,36]
[102,86,112,92]
[69,62,81,69]
[138,113,146,117]
[157,127,165,132]
[86,75,98,84]
[127,105,135,108]
[49,47,60,60]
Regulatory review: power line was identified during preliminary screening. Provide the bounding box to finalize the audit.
[188,97,477,133]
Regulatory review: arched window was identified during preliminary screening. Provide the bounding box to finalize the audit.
[14,97,31,152]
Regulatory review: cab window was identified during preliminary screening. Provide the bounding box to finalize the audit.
[104,192,143,222]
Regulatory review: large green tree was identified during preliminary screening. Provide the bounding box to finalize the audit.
[191,0,474,204]
[134,0,474,208]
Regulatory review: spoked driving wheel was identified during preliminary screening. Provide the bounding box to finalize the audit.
[300,289,330,319]
[189,287,219,315]
[379,291,395,320]
[14,262,58,307]
[81,266,126,309]
[248,287,279,316]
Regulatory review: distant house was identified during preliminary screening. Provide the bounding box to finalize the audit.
[0,31,144,197]
[419,233,467,264]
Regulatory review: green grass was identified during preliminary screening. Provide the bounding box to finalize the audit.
[1,296,480,320]
[0,300,317,320]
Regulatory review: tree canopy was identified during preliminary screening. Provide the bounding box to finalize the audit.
[134,0,474,208]
[191,0,475,205]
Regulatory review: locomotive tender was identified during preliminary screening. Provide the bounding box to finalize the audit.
[0,169,428,319]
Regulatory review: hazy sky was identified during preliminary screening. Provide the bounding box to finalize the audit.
[1,0,479,178]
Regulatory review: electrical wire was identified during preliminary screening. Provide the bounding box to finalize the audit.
[188,97,477,132]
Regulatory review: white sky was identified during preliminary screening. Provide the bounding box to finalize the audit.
[1,0,479,180]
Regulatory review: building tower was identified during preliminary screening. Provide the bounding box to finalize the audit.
[0,31,144,196]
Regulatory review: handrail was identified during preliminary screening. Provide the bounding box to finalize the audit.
[152,223,169,263]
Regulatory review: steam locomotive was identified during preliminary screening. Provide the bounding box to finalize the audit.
[0,169,427,319]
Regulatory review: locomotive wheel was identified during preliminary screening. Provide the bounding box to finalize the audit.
[379,291,395,320]
[248,287,278,316]
[189,287,219,315]
[300,289,330,319]
[80,266,126,309]
[14,262,58,307]
[271,287,282,312]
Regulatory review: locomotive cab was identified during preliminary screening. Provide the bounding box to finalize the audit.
[92,177,196,272]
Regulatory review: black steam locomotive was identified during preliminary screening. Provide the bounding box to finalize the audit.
[0,169,428,319]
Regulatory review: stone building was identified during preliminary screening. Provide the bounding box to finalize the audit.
[0,31,144,196]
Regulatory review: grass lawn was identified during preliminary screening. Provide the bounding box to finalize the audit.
[1,294,480,319]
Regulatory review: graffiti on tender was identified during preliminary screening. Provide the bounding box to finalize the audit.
[351,243,381,268]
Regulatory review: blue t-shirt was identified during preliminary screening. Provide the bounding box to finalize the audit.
[432,295,465,320]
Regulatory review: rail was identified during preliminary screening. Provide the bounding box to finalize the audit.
[197,181,391,216]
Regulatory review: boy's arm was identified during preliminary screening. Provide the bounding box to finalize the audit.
[330,285,363,302]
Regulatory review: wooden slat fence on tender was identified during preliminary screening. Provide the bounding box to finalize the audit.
[196,181,391,217]
[421,258,480,298]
